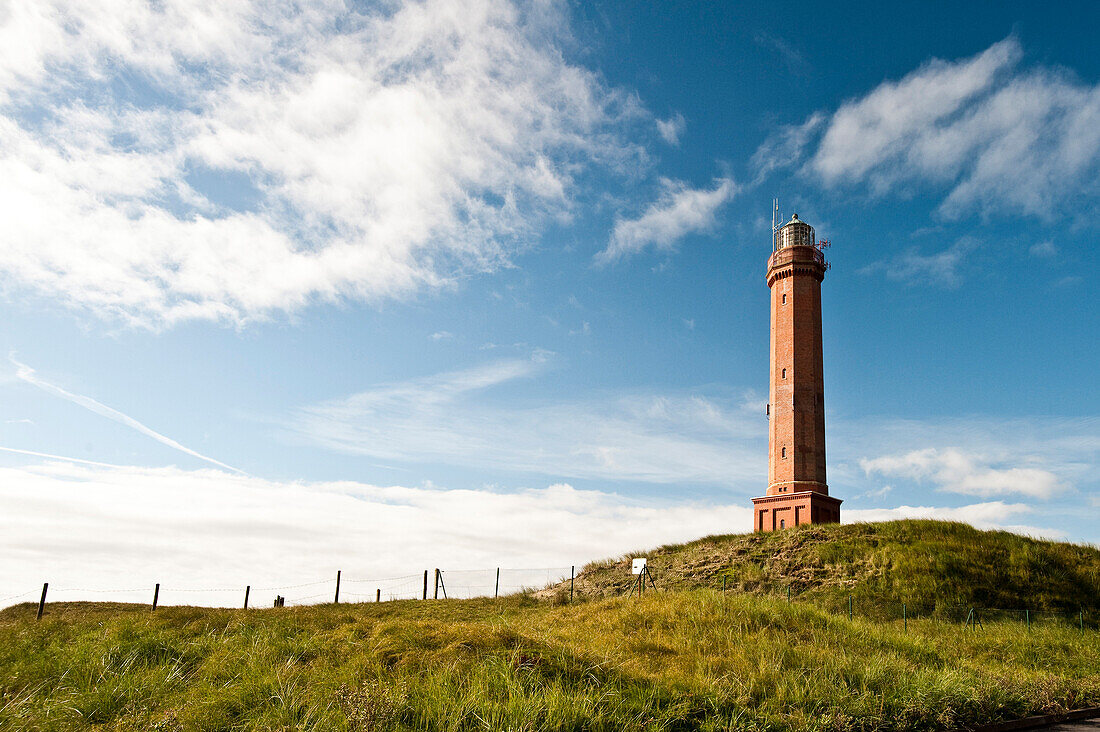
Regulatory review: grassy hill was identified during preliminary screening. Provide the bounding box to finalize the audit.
[1,520,1098,731]
[566,520,1100,619]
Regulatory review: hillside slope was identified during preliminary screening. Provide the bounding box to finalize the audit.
[1,593,1098,731]
[563,520,1100,617]
[1,520,1099,731]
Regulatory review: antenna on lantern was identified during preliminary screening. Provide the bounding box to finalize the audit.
[771,198,781,251]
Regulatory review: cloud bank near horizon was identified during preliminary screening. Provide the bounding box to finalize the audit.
[0,458,1069,608]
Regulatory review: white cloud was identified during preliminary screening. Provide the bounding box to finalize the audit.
[845,501,1064,540]
[754,37,1100,220]
[859,238,977,287]
[597,177,738,264]
[656,112,685,145]
[0,457,1076,609]
[859,447,1064,499]
[0,459,752,607]
[289,354,765,486]
[429,331,454,341]
[750,112,824,184]
[12,357,242,473]
[0,0,640,327]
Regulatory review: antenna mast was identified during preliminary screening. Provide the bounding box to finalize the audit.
[771,198,781,251]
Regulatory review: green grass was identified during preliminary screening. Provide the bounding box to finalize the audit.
[570,520,1100,620]
[1,520,1098,731]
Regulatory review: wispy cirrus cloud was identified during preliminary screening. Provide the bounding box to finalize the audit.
[289,353,765,486]
[11,357,242,473]
[596,177,738,264]
[286,356,1100,508]
[859,238,978,288]
[0,0,643,328]
[754,37,1100,220]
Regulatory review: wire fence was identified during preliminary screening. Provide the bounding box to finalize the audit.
[4,568,1094,634]
[0,567,576,616]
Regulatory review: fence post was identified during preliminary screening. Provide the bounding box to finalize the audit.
[244,586,250,609]
[334,570,341,604]
[848,595,852,621]
[36,582,48,621]
[903,602,907,632]
[722,576,726,594]
[495,568,500,598]
[1026,608,1030,631]
[376,588,380,603]
[152,583,160,610]
[423,570,428,600]
[434,569,440,599]
[570,566,575,602]
[1080,609,1084,632]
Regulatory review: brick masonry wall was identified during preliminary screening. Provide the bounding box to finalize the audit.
[755,229,839,532]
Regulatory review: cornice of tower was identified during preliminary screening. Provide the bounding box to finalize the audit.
[766,245,827,286]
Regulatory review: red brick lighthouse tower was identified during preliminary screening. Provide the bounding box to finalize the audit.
[751,210,841,531]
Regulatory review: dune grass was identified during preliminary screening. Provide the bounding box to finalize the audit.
[1,590,1097,731]
[569,521,1100,620]
[3,521,1098,730]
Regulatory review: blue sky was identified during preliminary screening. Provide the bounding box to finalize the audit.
[1,0,1097,606]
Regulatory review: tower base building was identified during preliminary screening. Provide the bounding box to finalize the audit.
[751,211,840,531]
[751,491,841,532]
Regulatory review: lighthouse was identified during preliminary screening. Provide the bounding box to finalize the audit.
[751,210,841,531]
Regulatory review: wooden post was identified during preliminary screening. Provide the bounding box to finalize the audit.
[494,568,500,598]
[36,582,48,621]
[334,570,341,604]
[848,595,852,621]
[152,583,160,610]
[376,588,381,603]
[1026,608,1030,631]
[570,566,575,602]
[244,585,250,609]
[433,569,440,599]
[422,570,428,600]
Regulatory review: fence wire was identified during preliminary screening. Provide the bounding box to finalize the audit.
[4,570,1092,633]
[0,566,576,611]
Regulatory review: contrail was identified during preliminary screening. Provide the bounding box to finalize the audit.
[0,445,125,468]
[10,357,246,475]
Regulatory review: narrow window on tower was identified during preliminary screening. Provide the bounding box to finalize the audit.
[782,368,786,379]
[782,293,787,304]
[782,447,787,458]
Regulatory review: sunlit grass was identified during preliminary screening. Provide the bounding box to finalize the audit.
[1,591,1097,731]
[2,520,1098,730]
